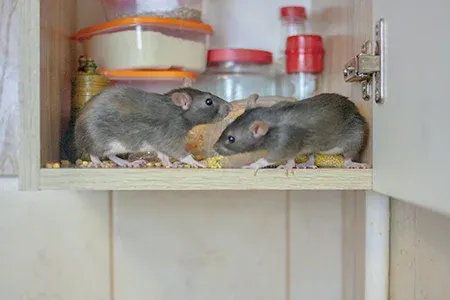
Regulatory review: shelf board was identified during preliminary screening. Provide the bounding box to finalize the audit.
[39,168,372,190]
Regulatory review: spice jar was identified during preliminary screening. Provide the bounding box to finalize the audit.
[275,6,308,96]
[196,48,276,101]
[60,56,110,162]
[284,34,324,100]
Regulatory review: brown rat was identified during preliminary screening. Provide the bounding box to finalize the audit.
[213,93,369,173]
[75,86,232,168]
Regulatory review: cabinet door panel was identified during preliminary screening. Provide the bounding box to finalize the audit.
[373,0,450,214]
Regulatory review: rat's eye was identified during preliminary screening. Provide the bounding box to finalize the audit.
[227,136,235,143]
[205,98,213,106]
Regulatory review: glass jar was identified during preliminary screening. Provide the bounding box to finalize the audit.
[283,34,324,100]
[196,48,276,101]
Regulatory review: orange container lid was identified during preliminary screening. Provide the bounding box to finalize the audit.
[71,16,213,40]
[101,69,197,80]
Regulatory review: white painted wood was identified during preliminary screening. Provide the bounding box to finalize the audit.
[390,199,450,300]
[0,191,111,300]
[365,191,389,300]
[341,191,365,300]
[112,191,286,300]
[18,0,40,190]
[0,177,18,190]
[372,0,450,215]
[289,191,343,300]
[39,168,372,190]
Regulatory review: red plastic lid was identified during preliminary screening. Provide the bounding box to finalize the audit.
[285,35,324,74]
[207,48,273,65]
[280,6,307,20]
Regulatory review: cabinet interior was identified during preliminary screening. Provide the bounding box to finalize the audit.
[38,0,373,168]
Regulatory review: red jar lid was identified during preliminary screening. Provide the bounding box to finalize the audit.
[207,48,273,65]
[280,6,307,20]
[285,35,324,74]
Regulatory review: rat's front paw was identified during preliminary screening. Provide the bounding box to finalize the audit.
[277,158,296,176]
[242,158,271,175]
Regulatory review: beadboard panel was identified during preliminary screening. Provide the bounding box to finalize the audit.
[0,0,19,175]
[0,191,111,300]
[289,191,343,300]
[112,191,287,300]
[390,199,450,300]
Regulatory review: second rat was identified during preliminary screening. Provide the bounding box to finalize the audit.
[213,93,370,173]
[75,86,232,168]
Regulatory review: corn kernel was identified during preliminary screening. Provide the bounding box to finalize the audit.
[154,162,162,167]
[61,160,71,167]
[146,162,154,168]
[45,163,53,168]
[315,154,344,168]
[184,164,191,168]
[82,160,89,167]
[52,163,60,169]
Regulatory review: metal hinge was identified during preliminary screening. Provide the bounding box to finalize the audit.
[343,18,385,103]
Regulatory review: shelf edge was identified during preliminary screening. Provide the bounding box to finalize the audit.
[39,168,372,191]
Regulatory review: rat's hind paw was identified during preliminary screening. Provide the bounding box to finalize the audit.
[127,159,147,168]
[88,155,104,168]
[277,158,296,176]
[295,154,317,169]
[179,155,207,168]
[344,159,370,169]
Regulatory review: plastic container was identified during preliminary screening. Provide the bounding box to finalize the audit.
[101,0,204,22]
[275,6,308,96]
[71,17,213,72]
[101,69,195,93]
[283,34,324,100]
[195,48,276,101]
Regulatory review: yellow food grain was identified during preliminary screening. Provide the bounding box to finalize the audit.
[204,155,223,168]
[315,154,344,168]
[154,162,162,167]
[295,154,344,168]
[81,160,89,167]
[183,164,191,168]
[61,160,71,167]
[75,159,83,166]
[45,163,53,168]
[52,163,60,169]
[146,162,154,168]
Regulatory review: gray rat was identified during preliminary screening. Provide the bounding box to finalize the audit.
[75,86,232,168]
[213,93,369,173]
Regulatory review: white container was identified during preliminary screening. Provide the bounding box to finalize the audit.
[100,0,204,22]
[71,17,213,72]
[101,69,196,93]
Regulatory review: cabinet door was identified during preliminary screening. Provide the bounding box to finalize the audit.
[372,0,450,214]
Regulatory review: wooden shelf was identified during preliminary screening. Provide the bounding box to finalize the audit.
[39,168,372,190]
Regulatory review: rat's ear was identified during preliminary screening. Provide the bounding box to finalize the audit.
[171,92,192,110]
[249,121,269,138]
[245,94,259,110]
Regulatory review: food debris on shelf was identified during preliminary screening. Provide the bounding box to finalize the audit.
[43,153,361,169]
[44,155,225,169]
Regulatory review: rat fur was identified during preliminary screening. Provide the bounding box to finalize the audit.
[213,93,369,172]
[75,86,232,168]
